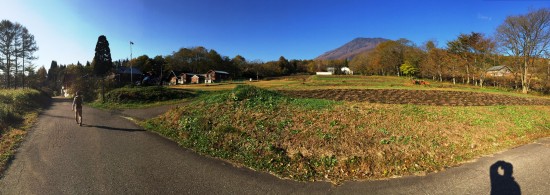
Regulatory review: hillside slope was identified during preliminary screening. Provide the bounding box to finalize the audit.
[315,37,389,60]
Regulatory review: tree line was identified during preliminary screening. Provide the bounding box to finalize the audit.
[3,8,549,96]
[0,20,38,89]
[350,8,550,94]
[134,8,547,94]
[128,47,353,80]
[128,47,312,80]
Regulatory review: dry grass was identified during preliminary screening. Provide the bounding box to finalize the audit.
[0,89,48,175]
[0,129,26,172]
[0,112,39,174]
[170,79,300,91]
[144,85,550,183]
[171,75,549,100]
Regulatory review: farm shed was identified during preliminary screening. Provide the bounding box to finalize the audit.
[180,73,191,84]
[205,70,230,83]
[182,73,206,84]
[486,65,512,77]
[170,76,177,85]
[169,72,205,85]
[168,71,180,85]
[191,75,205,84]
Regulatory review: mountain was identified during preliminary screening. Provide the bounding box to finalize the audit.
[315,37,389,60]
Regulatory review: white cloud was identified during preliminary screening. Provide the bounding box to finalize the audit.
[477,13,492,21]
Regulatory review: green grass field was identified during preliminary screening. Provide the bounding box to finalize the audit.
[141,76,549,183]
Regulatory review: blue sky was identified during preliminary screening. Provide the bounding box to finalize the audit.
[1,0,548,70]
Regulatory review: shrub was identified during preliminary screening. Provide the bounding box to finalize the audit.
[0,104,19,129]
[229,85,286,109]
[103,86,195,104]
[230,85,283,101]
[0,89,50,130]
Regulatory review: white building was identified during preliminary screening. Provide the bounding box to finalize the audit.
[316,72,333,75]
[341,67,353,75]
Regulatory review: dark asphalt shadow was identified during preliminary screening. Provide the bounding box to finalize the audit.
[490,160,521,195]
[81,124,145,132]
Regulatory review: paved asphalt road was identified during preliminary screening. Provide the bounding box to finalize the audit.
[1,98,549,194]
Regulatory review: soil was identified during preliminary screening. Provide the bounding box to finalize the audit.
[280,89,550,106]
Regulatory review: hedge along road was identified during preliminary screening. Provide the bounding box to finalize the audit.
[1,98,550,194]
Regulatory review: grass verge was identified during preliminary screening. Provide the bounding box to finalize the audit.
[141,85,550,183]
[0,89,50,174]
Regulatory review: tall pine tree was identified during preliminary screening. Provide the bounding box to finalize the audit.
[47,60,58,92]
[92,35,113,76]
[91,35,112,102]
[20,27,38,88]
[0,20,38,89]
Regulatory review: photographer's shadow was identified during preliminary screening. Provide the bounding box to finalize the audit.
[490,160,521,195]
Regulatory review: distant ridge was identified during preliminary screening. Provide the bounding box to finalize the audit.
[315,37,389,60]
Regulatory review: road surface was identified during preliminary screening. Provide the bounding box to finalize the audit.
[1,98,549,194]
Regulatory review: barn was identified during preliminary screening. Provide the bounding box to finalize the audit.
[486,65,513,77]
[169,72,206,85]
[205,70,230,83]
[191,74,205,84]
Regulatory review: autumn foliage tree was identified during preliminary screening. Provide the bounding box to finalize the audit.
[496,8,550,93]
[420,40,449,81]
[447,32,496,87]
[400,60,417,77]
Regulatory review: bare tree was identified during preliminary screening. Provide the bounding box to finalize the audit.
[496,8,550,93]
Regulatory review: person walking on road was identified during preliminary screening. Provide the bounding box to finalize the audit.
[72,91,83,126]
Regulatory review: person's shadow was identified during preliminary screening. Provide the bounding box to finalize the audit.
[490,160,521,195]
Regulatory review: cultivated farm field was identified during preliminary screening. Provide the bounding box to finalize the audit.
[173,75,550,106]
[281,89,550,106]
[154,76,550,182]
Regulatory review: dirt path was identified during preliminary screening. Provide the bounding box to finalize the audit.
[281,89,550,106]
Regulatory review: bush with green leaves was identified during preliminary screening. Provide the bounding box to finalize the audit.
[143,85,342,181]
[0,89,50,130]
[103,86,195,104]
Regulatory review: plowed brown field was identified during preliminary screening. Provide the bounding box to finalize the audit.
[280,89,550,106]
